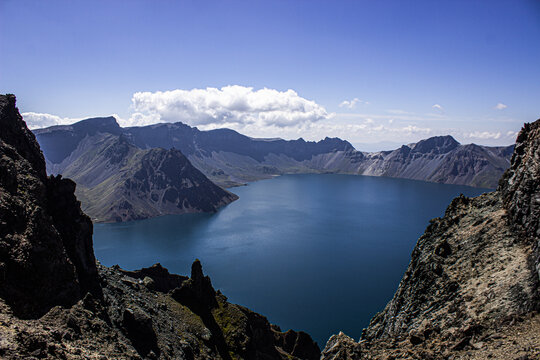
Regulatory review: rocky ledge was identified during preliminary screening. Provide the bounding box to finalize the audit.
[0,94,319,359]
[0,261,320,359]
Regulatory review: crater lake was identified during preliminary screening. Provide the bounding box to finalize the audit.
[93,174,490,346]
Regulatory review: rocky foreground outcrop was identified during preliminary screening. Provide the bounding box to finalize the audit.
[322,120,540,359]
[0,94,319,359]
[0,94,100,319]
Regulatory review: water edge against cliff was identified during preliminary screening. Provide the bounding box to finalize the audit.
[93,173,489,345]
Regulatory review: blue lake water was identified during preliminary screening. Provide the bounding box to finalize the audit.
[93,174,490,347]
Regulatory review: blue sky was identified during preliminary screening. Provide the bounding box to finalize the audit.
[1,0,539,149]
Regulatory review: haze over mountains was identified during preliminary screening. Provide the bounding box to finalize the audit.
[33,116,513,221]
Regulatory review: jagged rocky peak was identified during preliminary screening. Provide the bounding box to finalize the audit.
[499,119,540,241]
[0,94,100,318]
[0,94,46,177]
[411,135,460,154]
[320,136,355,151]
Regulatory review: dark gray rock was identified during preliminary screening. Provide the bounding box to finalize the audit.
[0,94,99,319]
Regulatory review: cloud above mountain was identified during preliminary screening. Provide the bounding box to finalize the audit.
[20,86,521,148]
[466,131,501,140]
[127,86,331,128]
[21,112,77,129]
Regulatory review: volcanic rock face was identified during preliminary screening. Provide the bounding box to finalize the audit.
[499,121,540,243]
[0,94,320,359]
[37,130,238,222]
[322,119,540,359]
[363,193,538,340]
[0,94,100,318]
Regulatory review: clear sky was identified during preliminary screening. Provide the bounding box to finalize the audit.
[1,0,539,149]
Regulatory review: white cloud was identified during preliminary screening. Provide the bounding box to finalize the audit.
[126,86,331,128]
[466,131,501,140]
[21,112,80,129]
[494,103,507,110]
[399,125,432,135]
[21,89,520,148]
[339,98,368,109]
[432,104,443,111]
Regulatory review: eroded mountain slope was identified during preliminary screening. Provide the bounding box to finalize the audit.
[41,130,237,222]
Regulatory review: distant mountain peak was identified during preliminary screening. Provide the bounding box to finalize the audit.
[412,135,460,154]
[76,115,117,125]
[72,116,121,135]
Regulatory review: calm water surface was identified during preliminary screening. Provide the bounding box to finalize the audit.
[93,174,489,346]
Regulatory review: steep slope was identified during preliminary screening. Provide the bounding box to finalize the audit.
[357,137,513,188]
[0,94,100,319]
[34,119,512,189]
[36,116,122,166]
[124,124,512,188]
[321,120,540,359]
[57,132,237,222]
[125,122,354,162]
[0,94,319,359]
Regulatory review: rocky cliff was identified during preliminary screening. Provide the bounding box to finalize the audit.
[0,94,100,318]
[355,137,513,188]
[36,126,237,222]
[0,94,319,359]
[321,120,540,359]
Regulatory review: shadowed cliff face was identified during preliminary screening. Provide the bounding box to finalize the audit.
[0,94,319,360]
[0,94,100,318]
[322,120,540,360]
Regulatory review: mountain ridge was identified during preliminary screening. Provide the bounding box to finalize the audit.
[34,117,514,190]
